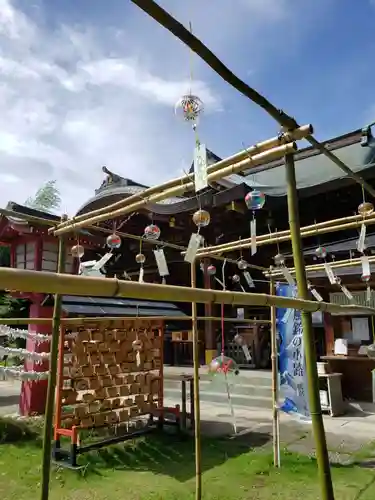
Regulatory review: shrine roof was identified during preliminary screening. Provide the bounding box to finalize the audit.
[241,127,375,197]
[50,295,188,318]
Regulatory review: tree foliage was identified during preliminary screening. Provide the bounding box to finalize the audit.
[24,180,61,213]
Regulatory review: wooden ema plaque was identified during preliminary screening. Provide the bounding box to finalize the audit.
[56,319,163,433]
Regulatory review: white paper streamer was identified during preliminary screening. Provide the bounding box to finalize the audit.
[243,271,255,288]
[340,284,354,302]
[0,366,49,381]
[366,285,372,304]
[250,219,257,256]
[193,143,208,192]
[324,262,336,284]
[357,224,367,253]
[280,266,295,287]
[138,267,144,283]
[361,255,371,280]
[184,233,204,263]
[242,344,252,361]
[310,287,323,302]
[153,248,169,277]
[0,346,50,363]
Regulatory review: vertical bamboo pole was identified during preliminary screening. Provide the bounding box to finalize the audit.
[285,154,334,500]
[40,235,66,500]
[270,274,280,467]
[191,261,202,500]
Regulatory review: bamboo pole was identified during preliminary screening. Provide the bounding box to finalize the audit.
[1,267,375,316]
[52,143,297,235]
[285,154,334,500]
[269,275,280,468]
[129,0,375,198]
[267,255,375,278]
[190,262,202,500]
[51,126,311,234]
[0,316,271,326]
[197,214,375,257]
[40,235,66,500]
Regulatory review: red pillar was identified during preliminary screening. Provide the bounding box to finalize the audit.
[19,304,53,416]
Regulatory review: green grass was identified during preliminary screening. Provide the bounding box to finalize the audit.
[0,418,375,500]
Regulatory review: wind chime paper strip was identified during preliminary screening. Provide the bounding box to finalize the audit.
[340,285,354,302]
[361,255,371,279]
[193,143,208,192]
[324,262,336,285]
[243,271,255,288]
[92,252,114,271]
[138,267,145,283]
[153,249,169,277]
[357,224,367,253]
[250,219,257,256]
[276,283,311,423]
[367,285,372,303]
[184,233,204,263]
[310,287,323,302]
[241,344,252,361]
[280,266,295,287]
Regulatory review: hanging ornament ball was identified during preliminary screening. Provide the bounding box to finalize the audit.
[361,274,371,283]
[106,233,121,249]
[234,334,245,346]
[144,223,161,240]
[175,94,204,123]
[71,244,84,259]
[315,246,327,259]
[208,355,240,381]
[274,253,285,267]
[135,253,146,264]
[244,190,266,211]
[358,201,375,217]
[237,259,248,270]
[132,339,143,351]
[192,209,211,228]
[232,274,241,284]
[207,264,216,276]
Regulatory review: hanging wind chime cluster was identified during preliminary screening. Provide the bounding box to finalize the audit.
[357,197,374,304]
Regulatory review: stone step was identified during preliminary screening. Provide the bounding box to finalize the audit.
[163,378,272,398]
[164,387,272,410]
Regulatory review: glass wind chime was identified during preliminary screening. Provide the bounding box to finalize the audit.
[357,194,374,303]
[245,190,266,256]
[135,221,163,284]
[272,243,295,287]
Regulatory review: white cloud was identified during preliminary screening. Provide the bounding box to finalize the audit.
[0,0,302,215]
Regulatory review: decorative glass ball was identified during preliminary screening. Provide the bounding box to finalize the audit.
[71,244,84,259]
[361,273,370,283]
[144,224,161,240]
[207,264,216,276]
[274,253,285,266]
[244,190,266,210]
[135,253,146,264]
[232,274,240,283]
[106,233,121,249]
[315,246,327,259]
[132,339,143,351]
[175,94,204,123]
[234,334,244,346]
[237,259,248,270]
[358,202,374,217]
[208,355,240,385]
[192,209,211,228]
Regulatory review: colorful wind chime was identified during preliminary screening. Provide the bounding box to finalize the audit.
[245,189,266,256]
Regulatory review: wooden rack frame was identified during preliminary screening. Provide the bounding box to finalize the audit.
[53,318,166,466]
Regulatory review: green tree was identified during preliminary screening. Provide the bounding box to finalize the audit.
[24,180,61,213]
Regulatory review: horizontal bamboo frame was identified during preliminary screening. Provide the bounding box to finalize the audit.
[52,142,298,235]
[1,267,375,316]
[51,126,312,235]
[197,212,375,257]
[266,255,375,278]
[0,315,270,326]
[0,208,267,272]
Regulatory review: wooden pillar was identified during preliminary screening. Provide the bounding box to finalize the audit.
[323,313,335,356]
[19,303,53,416]
[203,258,216,365]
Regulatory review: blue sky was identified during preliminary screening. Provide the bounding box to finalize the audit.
[0,0,375,213]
